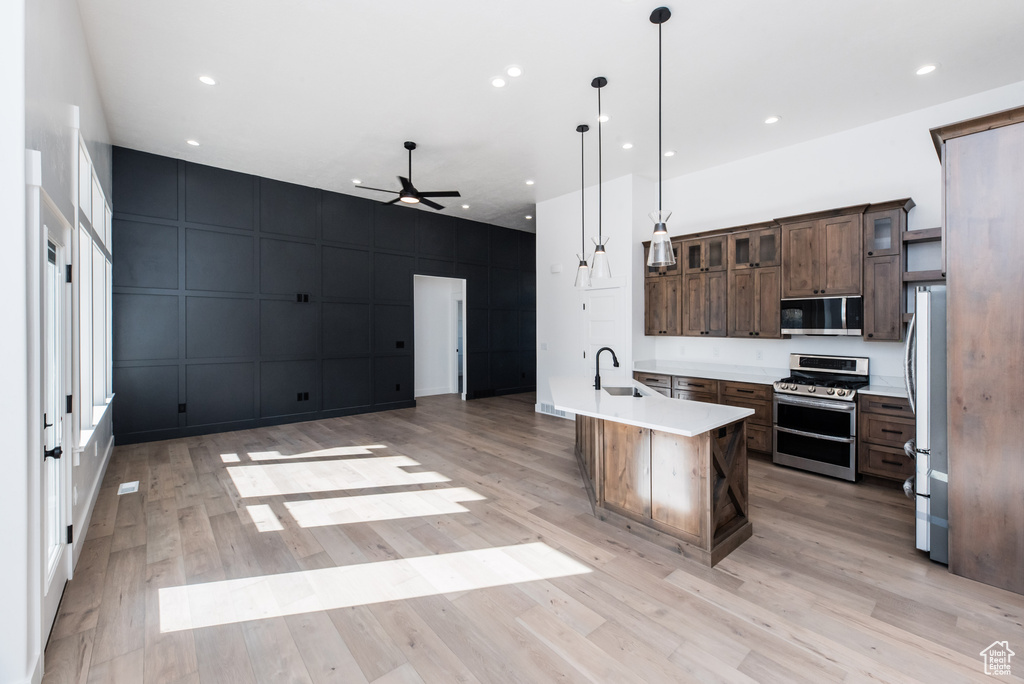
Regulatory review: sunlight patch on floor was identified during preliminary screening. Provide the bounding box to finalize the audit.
[245,503,285,532]
[227,456,449,498]
[279,487,486,528]
[158,542,591,632]
[244,445,388,461]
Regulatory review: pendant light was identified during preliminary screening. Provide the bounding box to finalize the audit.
[647,6,676,268]
[574,124,592,289]
[590,76,612,279]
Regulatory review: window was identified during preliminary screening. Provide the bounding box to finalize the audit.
[78,224,92,423]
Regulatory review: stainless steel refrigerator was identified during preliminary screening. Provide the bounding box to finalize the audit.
[904,285,948,563]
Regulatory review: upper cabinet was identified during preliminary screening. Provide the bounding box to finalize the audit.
[682,235,727,274]
[643,239,683,278]
[864,208,902,257]
[781,211,863,298]
[862,199,914,342]
[729,226,780,270]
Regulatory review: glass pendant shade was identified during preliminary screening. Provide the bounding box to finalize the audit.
[574,256,592,288]
[647,210,676,267]
[590,237,612,279]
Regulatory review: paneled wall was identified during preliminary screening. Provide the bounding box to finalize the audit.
[112,147,536,443]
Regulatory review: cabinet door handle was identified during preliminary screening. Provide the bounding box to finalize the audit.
[880,404,904,411]
[868,333,874,338]
[881,429,903,434]
[737,389,755,394]
[868,251,874,256]
[813,289,819,294]
[755,262,760,267]
[755,332,760,336]
[881,459,904,467]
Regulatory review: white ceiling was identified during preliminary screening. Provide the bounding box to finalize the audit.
[77,0,1024,232]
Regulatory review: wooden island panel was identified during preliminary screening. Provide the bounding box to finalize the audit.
[650,431,707,541]
[601,422,651,517]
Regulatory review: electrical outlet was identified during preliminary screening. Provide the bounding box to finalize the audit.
[755,350,764,361]
[541,342,548,350]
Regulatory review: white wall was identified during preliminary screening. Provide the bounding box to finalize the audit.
[537,80,1024,405]
[414,276,464,397]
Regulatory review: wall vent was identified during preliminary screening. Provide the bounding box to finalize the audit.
[538,403,568,419]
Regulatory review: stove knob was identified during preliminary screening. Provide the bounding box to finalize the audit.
[807,386,816,393]
[826,387,835,395]
[836,389,847,397]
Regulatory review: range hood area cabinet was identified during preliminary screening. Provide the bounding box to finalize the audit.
[779,208,865,299]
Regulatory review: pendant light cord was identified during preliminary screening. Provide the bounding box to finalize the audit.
[580,127,586,254]
[658,20,662,213]
[597,87,603,243]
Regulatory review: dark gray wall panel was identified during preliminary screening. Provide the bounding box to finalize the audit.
[260,300,317,357]
[490,351,520,392]
[112,148,178,220]
[323,358,372,410]
[260,178,317,239]
[322,246,371,299]
[374,356,414,404]
[457,263,488,306]
[374,204,416,252]
[520,233,536,272]
[186,297,257,359]
[467,308,488,350]
[260,238,316,294]
[416,258,455,278]
[374,305,413,353]
[323,303,370,356]
[490,227,520,269]
[374,253,414,302]
[185,229,254,293]
[520,352,536,387]
[323,191,373,246]
[112,220,178,289]
[113,294,178,361]
[490,310,519,352]
[468,352,490,394]
[184,162,254,229]
[457,221,490,264]
[489,267,519,309]
[112,365,179,434]
[416,213,455,258]
[186,363,254,426]
[261,360,317,418]
[520,310,536,350]
[520,271,536,310]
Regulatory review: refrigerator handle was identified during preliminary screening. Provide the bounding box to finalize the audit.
[903,312,916,415]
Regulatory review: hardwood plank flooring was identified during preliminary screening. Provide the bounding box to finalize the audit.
[44,393,1024,683]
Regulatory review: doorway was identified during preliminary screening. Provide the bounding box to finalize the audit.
[413,275,467,399]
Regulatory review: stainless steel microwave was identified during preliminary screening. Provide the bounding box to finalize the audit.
[780,296,863,336]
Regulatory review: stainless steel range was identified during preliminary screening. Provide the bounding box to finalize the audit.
[772,354,869,481]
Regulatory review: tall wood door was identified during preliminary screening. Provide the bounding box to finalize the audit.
[821,214,862,295]
[706,270,728,337]
[781,220,818,297]
[602,422,651,517]
[728,269,755,336]
[644,277,681,336]
[863,255,901,341]
[755,267,781,338]
[682,274,705,336]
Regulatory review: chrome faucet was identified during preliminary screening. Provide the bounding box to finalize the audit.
[594,347,619,390]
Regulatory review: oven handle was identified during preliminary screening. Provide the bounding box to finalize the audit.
[775,426,856,444]
[774,394,857,412]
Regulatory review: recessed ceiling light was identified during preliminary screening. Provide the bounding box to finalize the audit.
[597,114,610,123]
[186,139,200,146]
[506,65,523,78]
[491,77,506,88]
[525,179,535,186]
[198,75,216,86]
[461,204,470,209]
[525,215,533,220]
[622,143,634,150]
[916,64,937,76]
[352,179,362,184]
[764,115,781,124]
[663,150,675,157]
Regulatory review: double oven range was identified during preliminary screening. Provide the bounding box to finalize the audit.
[772,354,869,481]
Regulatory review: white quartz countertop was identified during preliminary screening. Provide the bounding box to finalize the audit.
[549,375,753,438]
[859,375,909,399]
[633,360,787,386]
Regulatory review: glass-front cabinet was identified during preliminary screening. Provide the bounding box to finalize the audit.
[682,235,727,274]
[863,208,902,257]
[728,226,780,270]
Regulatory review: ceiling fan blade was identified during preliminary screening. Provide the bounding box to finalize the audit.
[383,197,402,205]
[418,190,461,198]
[398,176,414,193]
[355,185,399,194]
[420,198,445,211]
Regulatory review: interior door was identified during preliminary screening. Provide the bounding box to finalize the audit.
[42,237,71,638]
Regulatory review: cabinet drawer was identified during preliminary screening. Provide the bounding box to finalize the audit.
[672,389,716,403]
[720,381,772,402]
[860,395,913,418]
[747,423,771,453]
[859,412,915,448]
[634,372,671,389]
[720,396,771,426]
[649,386,672,398]
[672,376,719,393]
[858,442,914,481]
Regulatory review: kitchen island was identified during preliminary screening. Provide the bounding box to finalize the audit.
[550,376,754,566]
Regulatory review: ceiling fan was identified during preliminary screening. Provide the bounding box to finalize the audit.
[355,141,461,210]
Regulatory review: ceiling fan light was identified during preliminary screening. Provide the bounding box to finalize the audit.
[399,194,420,204]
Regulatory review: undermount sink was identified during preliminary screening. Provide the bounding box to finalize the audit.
[603,386,640,397]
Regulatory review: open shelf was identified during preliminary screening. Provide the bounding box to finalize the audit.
[903,270,945,283]
[903,227,942,243]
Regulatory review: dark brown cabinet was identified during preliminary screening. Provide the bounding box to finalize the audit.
[644,277,681,336]
[857,395,915,481]
[729,226,780,270]
[863,208,902,257]
[682,235,727,275]
[643,239,683,278]
[781,212,862,298]
[719,381,773,455]
[862,200,913,342]
[682,271,727,337]
[728,266,781,339]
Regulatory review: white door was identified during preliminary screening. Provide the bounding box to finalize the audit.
[581,286,627,381]
[42,237,71,637]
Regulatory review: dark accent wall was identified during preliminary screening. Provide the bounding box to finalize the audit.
[112,147,536,444]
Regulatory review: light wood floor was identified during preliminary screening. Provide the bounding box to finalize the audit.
[43,393,1024,683]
